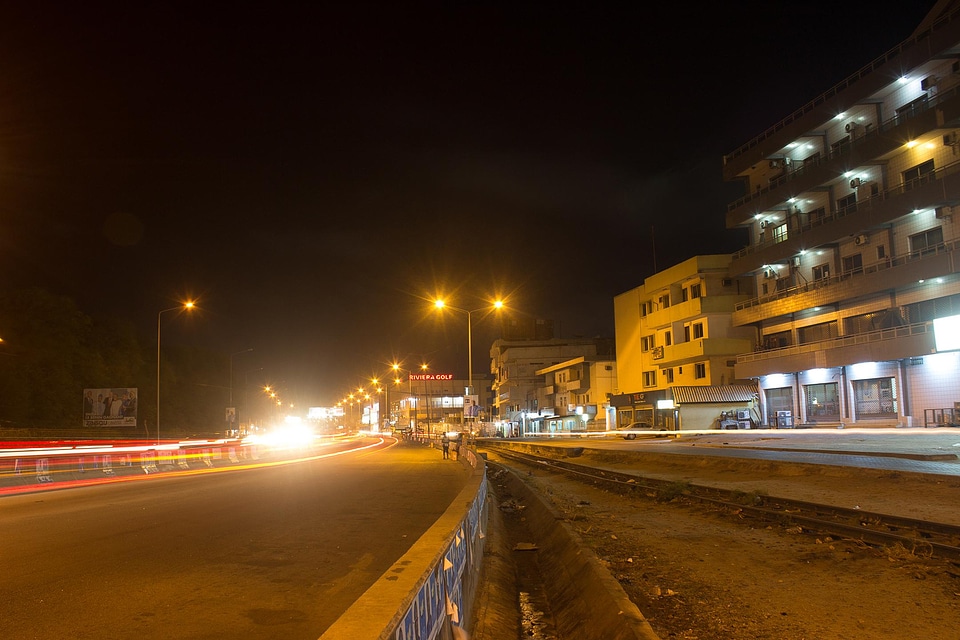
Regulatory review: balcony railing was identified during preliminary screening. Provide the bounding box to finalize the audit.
[732,155,960,261]
[723,4,960,165]
[735,235,959,311]
[736,321,933,364]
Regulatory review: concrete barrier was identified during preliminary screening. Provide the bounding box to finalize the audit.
[320,448,488,640]
[0,442,266,492]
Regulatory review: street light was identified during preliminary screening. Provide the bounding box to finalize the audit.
[157,301,195,444]
[229,348,253,437]
[433,297,504,398]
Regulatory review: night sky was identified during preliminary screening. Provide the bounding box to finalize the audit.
[0,1,938,405]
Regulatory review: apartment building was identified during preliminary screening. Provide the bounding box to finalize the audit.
[723,1,960,428]
[613,255,757,430]
[532,356,617,434]
[490,337,613,436]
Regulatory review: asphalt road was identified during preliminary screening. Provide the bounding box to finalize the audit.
[0,437,470,640]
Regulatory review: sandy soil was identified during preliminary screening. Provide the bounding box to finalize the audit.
[493,450,960,640]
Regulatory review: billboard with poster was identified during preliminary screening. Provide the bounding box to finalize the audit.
[83,388,138,428]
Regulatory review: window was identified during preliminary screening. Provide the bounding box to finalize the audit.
[694,363,706,379]
[640,301,648,317]
[903,159,934,189]
[853,378,898,418]
[683,325,690,341]
[830,134,851,153]
[690,283,702,299]
[877,245,886,260]
[659,294,670,309]
[841,253,863,276]
[663,368,674,383]
[641,335,655,352]
[812,263,831,281]
[807,206,827,226]
[837,193,856,212]
[765,387,794,419]
[771,223,788,243]
[664,331,672,346]
[804,382,839,421]
[643,371,657,387]
[903,293,960,323]
[681,287,689,302]
[910,227,944,256]
[763,330,791,349]
[798,321,838,344]
[692,322,704,339]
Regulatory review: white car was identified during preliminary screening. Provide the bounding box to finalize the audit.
[615,421,666,439]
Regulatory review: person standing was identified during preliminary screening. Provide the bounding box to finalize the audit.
[441,433,450,459]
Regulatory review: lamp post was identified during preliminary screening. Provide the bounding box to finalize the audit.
[433,298,504,414]
[228,348,253,437]
[229,349,254,407]
[157,301,195,445]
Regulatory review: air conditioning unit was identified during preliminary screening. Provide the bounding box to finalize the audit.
[759,220,768,228]
[792,256,801,267]
[769,159,781,169]
[849,177,862,189]
[845,122,858,133]
[854,234,869,246]
[936,205,955,220]
[944,132,959,146]
[764,269,777,279]
[921,75,938,91]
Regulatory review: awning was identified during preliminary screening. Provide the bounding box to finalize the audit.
[671,384,758,404]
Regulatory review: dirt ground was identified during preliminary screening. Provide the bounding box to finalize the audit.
[493,451,960,640]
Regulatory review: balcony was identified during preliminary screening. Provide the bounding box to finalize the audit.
[726,85,960,227]
[730,159,960,276]
[733,238,959,325]
[657,337,755,367]
[735,322,935,379]
[722,6,960,177]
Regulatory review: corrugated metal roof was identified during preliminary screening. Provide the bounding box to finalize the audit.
[671,384,758,404]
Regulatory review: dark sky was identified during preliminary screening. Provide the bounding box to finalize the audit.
[0,1,938,406]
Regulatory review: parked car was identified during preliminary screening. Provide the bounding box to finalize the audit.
[615,421,668,439]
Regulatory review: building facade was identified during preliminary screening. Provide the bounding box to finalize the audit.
[489,337,613,436]
[532,356,617,434]
[614,255,758,430]
[723,1,960,428]
[390,373,494,433]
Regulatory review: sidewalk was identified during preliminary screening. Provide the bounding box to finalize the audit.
[651,427,960,477]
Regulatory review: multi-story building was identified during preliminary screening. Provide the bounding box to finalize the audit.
[490,336,613,436]
[724,2,960,428]
[392,373,494,433]
[613,255,758,430]
[533,356,617,434]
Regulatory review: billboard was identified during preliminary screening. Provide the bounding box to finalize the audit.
[83,388,138,428]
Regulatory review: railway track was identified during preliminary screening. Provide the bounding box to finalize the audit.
[481,443,960,562]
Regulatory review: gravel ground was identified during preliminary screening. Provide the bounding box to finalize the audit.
[484,448,960,640]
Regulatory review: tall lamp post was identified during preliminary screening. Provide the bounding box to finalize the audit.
[157,301,195,445]
[433,297,504,411]
[229,348,253,436]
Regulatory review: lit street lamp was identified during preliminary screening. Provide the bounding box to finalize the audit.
[433,298,503,398]
[156,301,195,444]
[228,348,253,436]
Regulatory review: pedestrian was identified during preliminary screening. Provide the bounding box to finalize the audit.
[441,434,450,459]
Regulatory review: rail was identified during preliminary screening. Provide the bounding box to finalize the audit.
[735,234,960,310]
[736,321,932,364]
